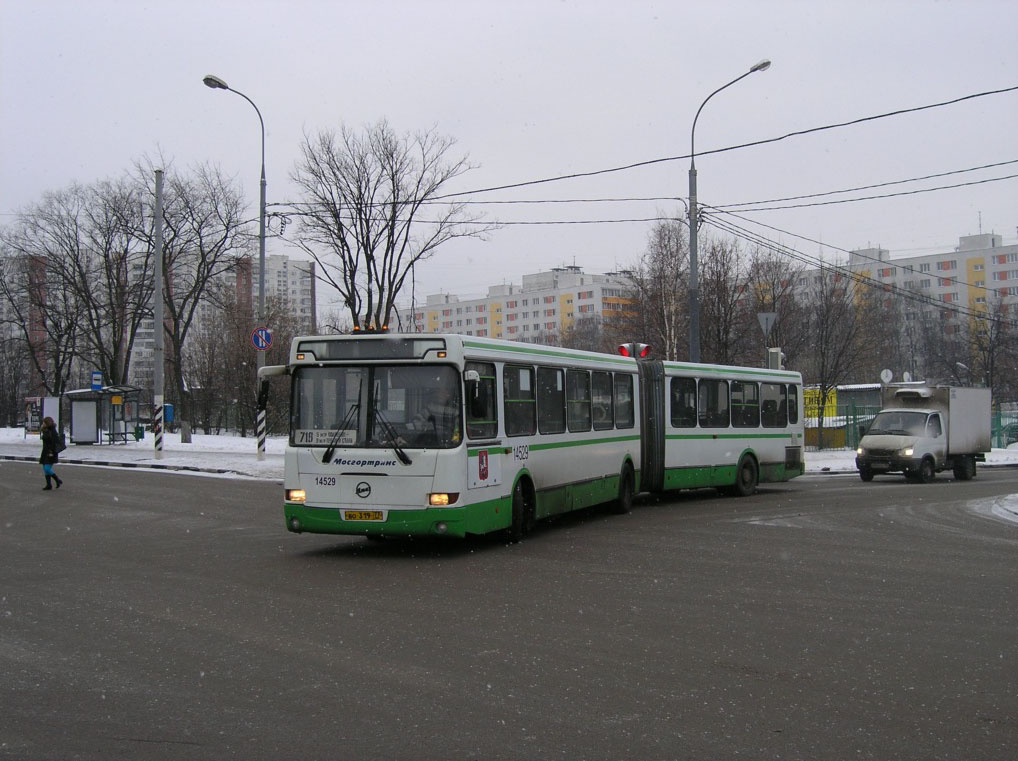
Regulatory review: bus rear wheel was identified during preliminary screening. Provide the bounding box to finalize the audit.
[610,466,635,514]
[508,479,535,543]
[729,455,759,497]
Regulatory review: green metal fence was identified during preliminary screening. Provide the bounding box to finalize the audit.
[806,405,1018,451]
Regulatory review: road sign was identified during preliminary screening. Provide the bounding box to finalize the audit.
[91,371,103,391]
[252,326,272,351]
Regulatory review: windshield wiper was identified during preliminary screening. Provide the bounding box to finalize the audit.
[371,390,412,466]
[322,381,362,464]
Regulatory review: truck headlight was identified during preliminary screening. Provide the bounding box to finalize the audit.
[900,447,914,457]
[856,447,864,455]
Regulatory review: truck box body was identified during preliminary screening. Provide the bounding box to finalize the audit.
[882,385,991,454]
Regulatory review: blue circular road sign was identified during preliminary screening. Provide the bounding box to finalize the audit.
[252,326,272,351]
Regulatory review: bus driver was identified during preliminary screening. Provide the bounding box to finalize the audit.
[411,385,461,446]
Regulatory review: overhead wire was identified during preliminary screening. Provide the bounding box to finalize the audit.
[427,84,1018,200]
[700,202,1002,297]
[700,211,1018,328]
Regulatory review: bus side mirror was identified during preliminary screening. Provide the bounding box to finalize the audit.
[463,370,486,417]
[257,364,288,411]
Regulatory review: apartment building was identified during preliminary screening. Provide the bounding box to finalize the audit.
[844,232,1017,320]
[399,266,634,343]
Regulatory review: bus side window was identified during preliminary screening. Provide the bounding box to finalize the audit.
[614,374,635,429]
[465,361,497,439]
[504,365,536,436]
[567,370,591,432]
[698,379,729,428]
[537,367,566,434]
[670,377,697,428]
[591,371,613,431]
[761,383,785,427]
[787,384,799,424]
[731,381,759,428]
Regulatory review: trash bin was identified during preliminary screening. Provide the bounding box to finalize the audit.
[134,425,144,441]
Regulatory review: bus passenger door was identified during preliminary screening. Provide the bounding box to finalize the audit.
[464,360,506,493]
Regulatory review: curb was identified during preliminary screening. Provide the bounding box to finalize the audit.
[0,453,278,480]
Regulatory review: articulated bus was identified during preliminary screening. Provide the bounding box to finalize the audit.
[258,333,805,541]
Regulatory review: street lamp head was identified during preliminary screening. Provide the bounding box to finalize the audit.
[202,74,229,90]
[749,59,772,73]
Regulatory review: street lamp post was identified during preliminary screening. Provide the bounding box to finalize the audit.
[203,74,268,459]
[688,59,770,363]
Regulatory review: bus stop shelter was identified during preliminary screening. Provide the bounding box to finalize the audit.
[64,385,143,445]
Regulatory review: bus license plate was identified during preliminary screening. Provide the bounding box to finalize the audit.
[344,510,384,521]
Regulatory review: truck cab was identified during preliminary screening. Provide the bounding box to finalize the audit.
[856,408,947,482]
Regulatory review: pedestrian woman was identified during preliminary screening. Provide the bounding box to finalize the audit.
[40,416,63,490]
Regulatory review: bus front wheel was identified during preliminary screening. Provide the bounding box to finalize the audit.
[508,480,535,543]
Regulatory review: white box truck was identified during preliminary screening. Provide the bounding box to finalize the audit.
[855,385,991,483]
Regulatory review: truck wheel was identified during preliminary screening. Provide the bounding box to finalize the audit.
[859,467,874,482]
[953,456,976,481]
[918,457,936,484]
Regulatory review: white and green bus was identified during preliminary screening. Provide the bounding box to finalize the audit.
[258,333,804,541]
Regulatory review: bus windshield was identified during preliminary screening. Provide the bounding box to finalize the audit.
[291,365,462,449]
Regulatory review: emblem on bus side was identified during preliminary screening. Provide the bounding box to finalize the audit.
[355,482,372,498]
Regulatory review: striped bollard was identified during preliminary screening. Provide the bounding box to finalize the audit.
[256,409,266,461]
[153,399,164,459]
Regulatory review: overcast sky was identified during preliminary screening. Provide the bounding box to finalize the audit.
[2,0,1016,307]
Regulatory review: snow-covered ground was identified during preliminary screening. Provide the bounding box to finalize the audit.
[3,427,1018,480]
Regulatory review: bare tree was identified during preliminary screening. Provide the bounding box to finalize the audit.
[0,331,30,425]
[742,249,809,369]
[699,236,752,365]
[132,159,250,440]
[0,228,80,397]
[11,181,153,386]
[559,316,614,353]
[623,218,688,360]
[289,120,494,330]
[801,266,865,449]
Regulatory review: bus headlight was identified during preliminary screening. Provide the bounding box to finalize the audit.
[428,492,459,507]
[287,489,306,503]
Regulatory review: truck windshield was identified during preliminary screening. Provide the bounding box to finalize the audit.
[867,411,928,437]
[291,365,462,449]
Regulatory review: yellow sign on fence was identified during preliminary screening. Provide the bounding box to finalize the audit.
[804,388,838,419]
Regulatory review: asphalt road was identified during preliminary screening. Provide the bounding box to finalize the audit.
[1,462,1015,760]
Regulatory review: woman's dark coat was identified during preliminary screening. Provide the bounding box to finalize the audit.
[40,427,60,465]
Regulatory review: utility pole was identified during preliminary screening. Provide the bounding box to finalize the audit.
[153,169,165,459]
